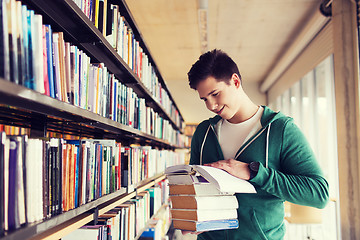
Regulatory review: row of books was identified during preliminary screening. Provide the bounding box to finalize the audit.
[121,145,185,189]
[0,0,185,145]
[0,132,184,235]
[71,0,183,129]
[63,180,170,240]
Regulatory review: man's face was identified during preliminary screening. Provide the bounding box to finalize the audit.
[197,75,241,122]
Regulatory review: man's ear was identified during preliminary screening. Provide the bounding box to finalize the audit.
[232,73,241,88]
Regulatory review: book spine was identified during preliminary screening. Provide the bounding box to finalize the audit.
[0,132,5,236]
[7,137,19,230]
[0,0,10,81]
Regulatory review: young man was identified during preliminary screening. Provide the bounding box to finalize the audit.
[187,49,329,240]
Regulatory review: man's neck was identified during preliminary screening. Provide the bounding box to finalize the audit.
[228,98,259,124]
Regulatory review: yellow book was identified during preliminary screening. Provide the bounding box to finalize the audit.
[94,0,99,28]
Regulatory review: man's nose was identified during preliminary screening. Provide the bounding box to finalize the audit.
[207,100,218,110]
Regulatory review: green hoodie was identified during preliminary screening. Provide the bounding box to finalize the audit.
[190,106,329,240]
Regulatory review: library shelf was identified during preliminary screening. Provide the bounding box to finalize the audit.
[0,174,166,240]
[21,0,184,133]
[134,203,170,240]
[1,0,183,238]
[0,79,178,149]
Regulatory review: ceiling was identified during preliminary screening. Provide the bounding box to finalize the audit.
[124,0,322,124]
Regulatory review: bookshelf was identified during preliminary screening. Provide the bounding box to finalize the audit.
[0,0,184,239]
[21,0,184,133]
[1,174,165,240]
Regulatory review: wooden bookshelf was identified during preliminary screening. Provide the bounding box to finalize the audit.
[0,0,183,239]
[21,0,184,133]
[0,79,178,148]
[1,174,165,240]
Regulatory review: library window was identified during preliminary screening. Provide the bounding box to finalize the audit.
[270,55,340,240]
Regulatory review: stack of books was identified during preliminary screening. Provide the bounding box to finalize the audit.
[165,164,256,232]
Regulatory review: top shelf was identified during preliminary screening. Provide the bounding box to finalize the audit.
[21,0,184,133]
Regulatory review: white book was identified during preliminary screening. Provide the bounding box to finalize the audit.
[62,228,100,240]
[3,135,9,231]
[165,164,256,194]
[64,42,71,102]
[33,14,44,94]
[15,136,26,225]
[81,141,90,205]
[171,208,238,222]
[87,65,95,112]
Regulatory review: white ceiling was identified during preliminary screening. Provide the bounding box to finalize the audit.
[125,0,322,123]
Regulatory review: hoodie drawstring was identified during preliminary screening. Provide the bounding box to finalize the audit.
[200,125,211,165]
[265,123,271,168]
[200,122,272,168]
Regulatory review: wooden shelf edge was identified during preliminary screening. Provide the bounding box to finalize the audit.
[0,79,181,148]
[29,213,94,240]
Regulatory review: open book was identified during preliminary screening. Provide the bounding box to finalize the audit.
[165,164,256,194]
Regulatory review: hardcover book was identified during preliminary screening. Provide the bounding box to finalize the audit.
[169,195,238,210]
[171,208,237,222]
[172,218,239,232]
[169,183,232,196]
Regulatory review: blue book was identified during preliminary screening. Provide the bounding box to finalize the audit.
[172,219,239,232]
[74,145,80,208]
[113,79,118,121]
[25,9,35,89]
[44,24,55,98]
[7,137,19,231]
[140,227,155,238]
[21,6,29,86]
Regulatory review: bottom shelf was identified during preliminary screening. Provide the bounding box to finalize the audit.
[56,175,169,240]
[1,174,166,240]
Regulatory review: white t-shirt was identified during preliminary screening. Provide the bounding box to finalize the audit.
[219,106,264,160]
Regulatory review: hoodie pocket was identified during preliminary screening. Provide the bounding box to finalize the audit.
[250,208,268,240]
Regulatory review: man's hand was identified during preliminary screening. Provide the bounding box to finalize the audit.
[181,230,203,235]
[204,159,251,180]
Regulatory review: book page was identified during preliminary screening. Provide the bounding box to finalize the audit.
[194,165,256,193]
[165,164,193,175]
